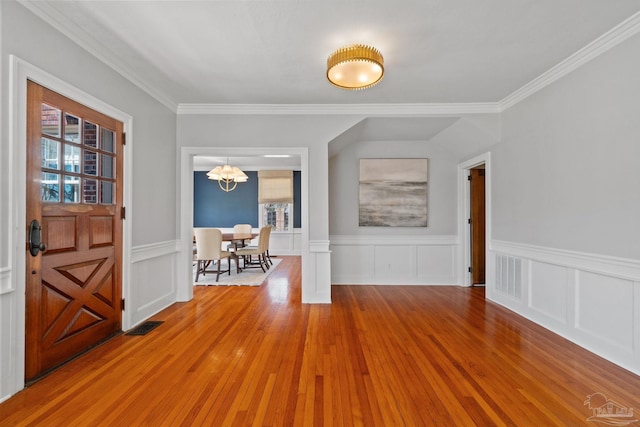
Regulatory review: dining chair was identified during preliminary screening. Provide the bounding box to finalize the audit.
[263,226,273,266]
[192,231,197,261]
[236,226,271,273]
[239,225,272,266]
[254,225,273,265]
[194,228,234,282]
[227,223,253,251]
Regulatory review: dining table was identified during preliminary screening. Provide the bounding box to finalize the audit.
[221,232,258,272]
[221,232,258,248]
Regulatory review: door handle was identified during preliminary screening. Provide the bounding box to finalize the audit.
[29,219,46,256]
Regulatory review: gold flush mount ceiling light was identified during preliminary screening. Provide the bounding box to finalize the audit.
[327,44,384,90]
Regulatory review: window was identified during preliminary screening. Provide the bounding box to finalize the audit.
[260,202,291,231]
[258,170,294,232]
[40,104,116,204]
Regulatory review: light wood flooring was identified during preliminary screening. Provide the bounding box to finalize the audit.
[1,256,639,426]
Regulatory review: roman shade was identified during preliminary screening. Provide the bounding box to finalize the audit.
[258,170,294,204]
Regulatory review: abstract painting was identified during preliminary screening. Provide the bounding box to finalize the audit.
[359,158,428,227]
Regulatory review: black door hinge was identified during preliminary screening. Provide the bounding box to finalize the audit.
[121,207,126,220]
[468,175,472,181]
[121,298,125,311]
[122,132,126,146]
[468,267,472,273]
[468,218,472,224]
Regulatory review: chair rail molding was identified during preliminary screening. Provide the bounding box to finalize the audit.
[131,240,181,264]
[0,267,12,295]
[491,240,640,281]
[309,239,331,253]
[330,235,458,246]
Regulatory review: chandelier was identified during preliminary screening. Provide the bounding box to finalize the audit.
[207,160,248,192]
[326,44,384,90]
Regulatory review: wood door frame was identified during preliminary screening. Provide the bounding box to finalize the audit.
[7,56,134,392]
[458,152,491,289]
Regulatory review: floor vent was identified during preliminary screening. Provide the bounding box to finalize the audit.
[495,254,522,299]
[125,321,164,336]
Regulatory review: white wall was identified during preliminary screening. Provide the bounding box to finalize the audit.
[488,31,640,374]
[329,139,461,285]
[329,140,459,236]
[494,35,640,261]
[430,114,502,161]
[0,0,179,400]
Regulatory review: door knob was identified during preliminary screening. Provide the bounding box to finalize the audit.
[28,219,46,256]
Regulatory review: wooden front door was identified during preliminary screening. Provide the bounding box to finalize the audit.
[470,168,486,285]
[25,81,124,381]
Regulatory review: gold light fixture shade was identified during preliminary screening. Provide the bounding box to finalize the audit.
[327,44,384,90]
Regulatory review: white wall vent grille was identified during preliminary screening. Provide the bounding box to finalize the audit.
[496,254,522,299]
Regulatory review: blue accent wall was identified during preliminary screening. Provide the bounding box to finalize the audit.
[193,171,259,227]
[194,170,302,228]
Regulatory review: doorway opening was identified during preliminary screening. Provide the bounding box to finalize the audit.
[177,147,309,303]
[458,153,491,289]
[469,166,486,286]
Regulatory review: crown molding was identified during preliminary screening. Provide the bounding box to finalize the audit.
[177,103,501,116]
[17,0,178,113]
[499,10,640,111]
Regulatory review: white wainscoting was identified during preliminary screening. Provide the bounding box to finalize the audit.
[330,235,459,285]
[262,230,301,256]
[0,266,19,402]
[129,240,180,327]
[306,240,332,303]
[489,240,640,375]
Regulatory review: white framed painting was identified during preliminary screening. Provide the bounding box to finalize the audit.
[359,158,428,227]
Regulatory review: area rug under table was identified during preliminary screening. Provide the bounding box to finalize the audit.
[194,258,281,286]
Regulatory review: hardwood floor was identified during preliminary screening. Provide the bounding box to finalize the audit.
[1,256,638,426]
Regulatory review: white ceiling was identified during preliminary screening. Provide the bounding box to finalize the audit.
[22,0,640,107]
[20,1,640,168]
